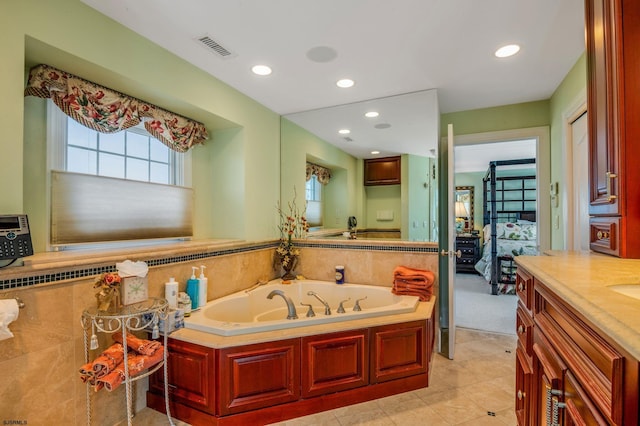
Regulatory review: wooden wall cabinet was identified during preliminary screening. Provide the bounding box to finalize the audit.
[514,266,639,425]
[586,0,640,257]
[364,156,401,186]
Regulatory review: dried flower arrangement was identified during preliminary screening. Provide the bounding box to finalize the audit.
[275,189,309,279]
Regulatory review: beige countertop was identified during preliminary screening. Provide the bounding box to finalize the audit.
[169,297,436,349]
[516,251,640,360]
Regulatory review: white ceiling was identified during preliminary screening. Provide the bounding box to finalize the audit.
[81,0,585,160]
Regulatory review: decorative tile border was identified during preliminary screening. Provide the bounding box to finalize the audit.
[0,240,437,291]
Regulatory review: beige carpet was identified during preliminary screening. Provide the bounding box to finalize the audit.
[454,272,517,335]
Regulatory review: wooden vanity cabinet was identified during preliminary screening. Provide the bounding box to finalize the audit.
[586,0,640,257]
[147,313,435,425]
[148,338,216,415]
[301,330,369,398]
[218,339,300,416]
[515,265,639,425]
[371,320,427,383]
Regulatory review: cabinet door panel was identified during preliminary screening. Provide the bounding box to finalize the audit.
[301,330,368,398]
[371,321,426,383]
[218,339,300,416]
[149,338,216,414]
[586,0,620,216]
[565,371,608,426]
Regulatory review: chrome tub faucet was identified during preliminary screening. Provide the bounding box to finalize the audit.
[267,290,298,320]
[307,291,331,315]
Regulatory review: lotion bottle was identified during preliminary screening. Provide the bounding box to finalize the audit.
[165,277,178,308]
[197,265,208,308]
[185,266,199,310]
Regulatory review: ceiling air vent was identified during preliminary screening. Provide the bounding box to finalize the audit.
[344,137,353,142]
[195,35,236,59]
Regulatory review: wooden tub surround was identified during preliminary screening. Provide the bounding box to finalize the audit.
[147,299,436,425]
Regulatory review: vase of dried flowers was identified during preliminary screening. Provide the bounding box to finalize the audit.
[275,190,308,280]
[94,272,122,312]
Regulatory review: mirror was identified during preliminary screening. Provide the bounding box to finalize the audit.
[280,90,440,242]
[454,186,474,233]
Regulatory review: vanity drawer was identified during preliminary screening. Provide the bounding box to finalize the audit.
[516,301,534,356]
[515,266,533,312]
[589,216,620,257]
[533,282,625,424]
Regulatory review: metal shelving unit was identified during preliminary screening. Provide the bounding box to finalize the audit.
[81,297,173,426]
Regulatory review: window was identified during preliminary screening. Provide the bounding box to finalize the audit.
[306,175,322,202]
[62,110,183,185]
[305,175,323,227]
[47,101,193,249]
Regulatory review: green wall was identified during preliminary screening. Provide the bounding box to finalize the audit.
[549,53,587,249]
[280,118,358,230]
[3,0,281,250]
[441,100,550,137]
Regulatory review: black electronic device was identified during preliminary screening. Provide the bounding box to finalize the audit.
[0,214,34,260]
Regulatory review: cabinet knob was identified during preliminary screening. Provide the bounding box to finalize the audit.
[596,230,610,240]
[517,282,525,292]
[517,325,525,334]
[517,389,526,401]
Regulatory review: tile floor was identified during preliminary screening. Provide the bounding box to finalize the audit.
[131,328,517,425]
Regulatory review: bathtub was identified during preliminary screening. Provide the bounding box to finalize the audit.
[184,279,420,336]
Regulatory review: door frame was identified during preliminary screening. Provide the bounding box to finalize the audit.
[562,90,588,250]
[445,126,551,252]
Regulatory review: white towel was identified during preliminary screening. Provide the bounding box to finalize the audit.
[0,299,19,341]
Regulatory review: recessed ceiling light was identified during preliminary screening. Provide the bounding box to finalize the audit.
[371,151,380,155]
[338,129,351,135]
[495,44,520,58]
[251,65,272,76]
[336,78,355,88]
[365,111,379,118]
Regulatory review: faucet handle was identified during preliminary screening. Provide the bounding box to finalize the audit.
[300,302,315,317]
[353,296,368,311]
[337,298,351,313]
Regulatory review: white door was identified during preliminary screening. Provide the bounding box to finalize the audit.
[572,112,590,251]
[438,123,457,359]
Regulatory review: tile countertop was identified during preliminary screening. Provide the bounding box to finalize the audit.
[169,296,436,349]
[515,251,640,360]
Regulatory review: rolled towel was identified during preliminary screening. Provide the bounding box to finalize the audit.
[97,347,164,392]
[112,332,161,356]
[91,343,125,378]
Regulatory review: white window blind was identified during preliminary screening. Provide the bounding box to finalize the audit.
[50,171,193,247]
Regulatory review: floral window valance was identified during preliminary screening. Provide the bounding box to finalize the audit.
[306,162,331,185]
[24,64,208,153]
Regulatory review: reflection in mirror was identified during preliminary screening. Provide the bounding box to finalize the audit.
[280,90,440,242]
[455,186,474,233]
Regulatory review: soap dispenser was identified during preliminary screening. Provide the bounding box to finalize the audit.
[197,265,208,308]
[186,266,199,310]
